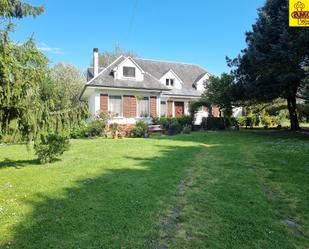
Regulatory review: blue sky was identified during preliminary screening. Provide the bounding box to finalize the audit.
[12,0,265,75]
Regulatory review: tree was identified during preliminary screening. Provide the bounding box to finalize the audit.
[49,63,85,110]
[97,44,137,68]
[0,1,88,143]
[203,73,234,117]
[0,0,43,20]
[228,0,309,130]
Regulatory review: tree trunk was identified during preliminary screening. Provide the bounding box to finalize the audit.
[287,96,300,131]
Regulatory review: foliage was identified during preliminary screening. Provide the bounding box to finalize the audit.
[0,36,48,142]
[189,100,211,119]
[96,44,138,68]
[203,73,234,117]
[87,112,109,137]
[0,0,44,20]
[34,134,70,164]
[182,125,192,134]
[167,121,182,136]
[49,63,85,110]
[0,133,21,144]
[0,1,89,149]
[176,115,193,127]
[228,0,309,130]
[131,120,147,137]
[202,117,236,130]
[152,116,193,131]
[151,116,160,125]
[70,120,88,139]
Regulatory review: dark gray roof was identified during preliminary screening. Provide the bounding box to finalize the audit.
[87,67,104,81]
[163,88,202,97]
[85,56,209,95]
[88,71,169,91]
[87,56,168,91]
[134,58,209,89]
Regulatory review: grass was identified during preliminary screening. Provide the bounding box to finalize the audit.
[0,131,308,249]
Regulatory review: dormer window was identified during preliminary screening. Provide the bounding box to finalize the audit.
[123,66,136,77]
[166,78,174,86]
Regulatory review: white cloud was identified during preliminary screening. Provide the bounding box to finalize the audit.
[37,42,65,55]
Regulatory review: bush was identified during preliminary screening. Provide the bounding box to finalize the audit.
[182,125,192,134]
[168,121,182,135]
[151,116,160,125]
[70,120,87,138]
[236,116,246,126]
[260,115,272,127]
[202,117,224,130]
[202,117,236,130]
[157,117,173,130]
[0,133,21,144]
[34,134,70,164]
[177,116,193,127]
[87,112,109,137]
[153,116,192,131]
[87,120,106,137]
[131,120,148,137]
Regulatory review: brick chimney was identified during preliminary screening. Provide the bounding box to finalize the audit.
[93,48,99,77]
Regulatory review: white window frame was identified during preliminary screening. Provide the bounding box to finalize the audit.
[166,78,175,87]
[160,101,167,117]
[108,95,123,117]
[137,96,151,118]
[123,66,136,78]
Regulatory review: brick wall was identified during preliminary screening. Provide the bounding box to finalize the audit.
[123,95,136,118]
[150,96,157,117]
[167,101,173,117]
[100,94,108,113]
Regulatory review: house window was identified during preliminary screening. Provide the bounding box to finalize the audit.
[160,101,167,117]
[109,95,122,117]
[123,66,136,77]
[166,78,174,86]
[137,97,149,117]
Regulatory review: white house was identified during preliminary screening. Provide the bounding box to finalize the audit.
[80,48,220,125]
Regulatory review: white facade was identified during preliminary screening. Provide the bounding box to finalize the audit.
[82,52,214,125]
[195,73,210,92]
[113,57,144,81]
[159,70,183,89]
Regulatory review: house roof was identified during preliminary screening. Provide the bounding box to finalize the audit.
[86,56,169,91]
[85,56,210,96]
[133,58,209,89]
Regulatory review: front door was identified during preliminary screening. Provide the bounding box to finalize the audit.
[174,102,184,117]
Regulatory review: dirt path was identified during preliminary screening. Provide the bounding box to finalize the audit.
[156,147,206,249]
[240,144,309,241]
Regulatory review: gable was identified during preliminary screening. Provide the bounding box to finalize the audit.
[113,57,144,81]
[159,69,183,89]
[194,72,210,92]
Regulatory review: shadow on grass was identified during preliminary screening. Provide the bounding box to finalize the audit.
[0,158,63,169]
[0,158,40,169]
[1,142,206,249]
[2,131,307,249]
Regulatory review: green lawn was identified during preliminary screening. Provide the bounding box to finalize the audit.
[0,131,308,249]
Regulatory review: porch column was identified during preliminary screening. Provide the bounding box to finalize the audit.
[157,95,161,117]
